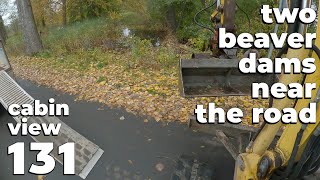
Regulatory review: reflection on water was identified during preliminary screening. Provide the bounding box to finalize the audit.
[123,27,131,37]
[122,27,165,47]
[155,37,161,47]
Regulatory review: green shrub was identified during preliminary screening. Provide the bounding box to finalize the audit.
[127,36,178,70]
[5,33,24,56]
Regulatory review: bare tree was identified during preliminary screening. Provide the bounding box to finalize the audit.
[62,0,67,27]
[0,0,9,43]
[16,0,43,55]
[166,5,177,32]
[0,16,6,43]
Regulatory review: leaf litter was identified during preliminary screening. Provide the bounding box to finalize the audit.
[11,56,268,126]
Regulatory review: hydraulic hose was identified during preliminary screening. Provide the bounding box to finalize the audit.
[306,156,320,175]
[280,125,307,178]
[269,44,320,108]
[288,135,320,179]
[194,2,217,34]
[253,44,320,179]
[299,141,320,177]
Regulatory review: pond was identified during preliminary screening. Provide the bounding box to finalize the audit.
[122,27,167,47]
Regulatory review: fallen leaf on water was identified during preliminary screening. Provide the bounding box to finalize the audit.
[155,163,165,172]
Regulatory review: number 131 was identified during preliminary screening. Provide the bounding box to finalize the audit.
[8,142,75,175]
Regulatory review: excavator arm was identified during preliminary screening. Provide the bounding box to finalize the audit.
[179,0,320,179]
[234,0,320,179]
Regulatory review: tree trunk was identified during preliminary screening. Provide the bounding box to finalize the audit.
[0,16,7,44]
[62,0,67,27]
[16,0,43,56]
[166,5,177,32]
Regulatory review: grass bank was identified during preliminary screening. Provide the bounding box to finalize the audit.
[7,4,274,123]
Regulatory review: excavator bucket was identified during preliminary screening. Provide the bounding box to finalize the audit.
[179,55,273,97]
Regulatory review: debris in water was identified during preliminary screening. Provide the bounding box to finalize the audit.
[155,38,161,47]
[123,27,131,37]
[155,163,165,172]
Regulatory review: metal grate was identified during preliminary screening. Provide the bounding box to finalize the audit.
[0,70,104,179]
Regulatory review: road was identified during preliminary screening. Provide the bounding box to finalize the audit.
[0,79,234,180]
